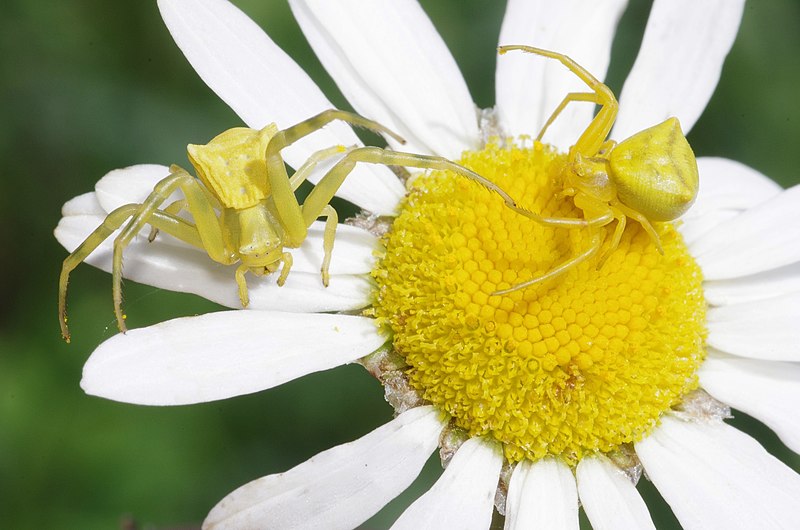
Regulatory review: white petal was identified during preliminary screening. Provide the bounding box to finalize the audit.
[293,222,378,275]
[504,458,578,530]
[55,215,372,312]
[635,415,800,530]
[94,164,174,213]
[391,437,503,530]
[61,192,105,216]
[157,0,404,214]
[614,0,745,139]
[680,157,782,245]
[700,354,800,454]
[691,184,800,280]
[496,0,627,149]
[81,310,384,405]
[704,262,800,306]
[204,406,445,530]
[576,455,655,530]
[290,0,479,159]
[707,292,800,361]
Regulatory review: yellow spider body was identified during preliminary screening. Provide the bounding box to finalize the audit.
[494,45,699,294]
[59,109,524,341]
[606,118,698,222]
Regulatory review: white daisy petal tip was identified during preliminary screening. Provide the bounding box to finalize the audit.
[203,406,446,530]
[94,164,173,213]
[615,0,745,137]
[80,310,385,405]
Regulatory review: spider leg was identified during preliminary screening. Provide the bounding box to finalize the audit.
[301,146,592,227]
[536,91,602,143]
[492,231,604,296]
[111,168,235,332]
[318,205,338,287]
[265,110,405,247]
[595,206,627,270]
[289,144,354,191]
[58,205,203,342]
[148,198,187,242]
[615,202,664,254]
[148,181,222,241]
[498,45,618,156]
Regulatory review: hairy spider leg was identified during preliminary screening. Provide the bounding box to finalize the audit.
[498,45,618,157]
[58,203,203,341]
[109,168,233,333]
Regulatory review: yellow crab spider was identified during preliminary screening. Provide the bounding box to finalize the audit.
[59,109,525,342]
[493,45,699,295]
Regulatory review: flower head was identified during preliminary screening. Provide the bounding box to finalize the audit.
[56,0,800,528]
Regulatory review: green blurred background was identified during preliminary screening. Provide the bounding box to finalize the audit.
[2,1,799,528]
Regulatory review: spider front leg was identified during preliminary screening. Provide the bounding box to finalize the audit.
[108,167,236,333]
[498,45,618,157]
[58,205,203,342]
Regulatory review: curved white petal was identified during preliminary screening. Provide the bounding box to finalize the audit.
[61,192,105,216]
[81,310,385,405]
[496,0,627,149]
[700,354,800,454]
[576,455,655,530]
[504,458,578,530]
[635,415,800,530]
[614,0,745,139]
[691,184,800,280]
[680,157,782,245]
[157,0,404,214]
[290,0,479,159]
[204,406,445,530]
[391,437,503,530]
[55,215,373,312]
[94,164,174,213]
[707,292,800,361]
[704,262,800,306]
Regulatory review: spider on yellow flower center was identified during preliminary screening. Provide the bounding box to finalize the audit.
[494,45,700,295]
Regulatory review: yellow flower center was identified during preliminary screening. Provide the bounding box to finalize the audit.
[372,140,706,464]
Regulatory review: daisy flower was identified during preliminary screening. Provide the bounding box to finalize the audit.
[55,0,800,528]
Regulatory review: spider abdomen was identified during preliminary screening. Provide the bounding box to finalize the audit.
[609,118,699,222]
